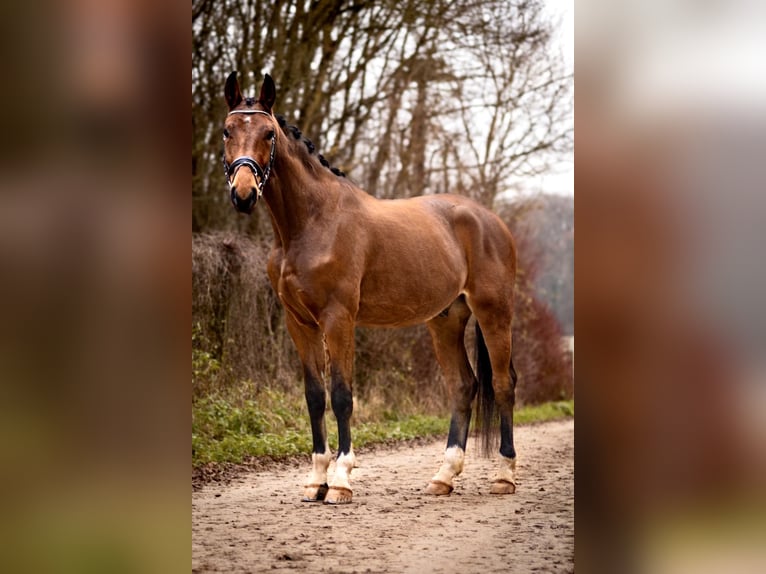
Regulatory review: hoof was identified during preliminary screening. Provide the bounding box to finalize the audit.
[302,483,329,502]
[490,479,516,495]
[324,486,353,505]
[425,480,453,496]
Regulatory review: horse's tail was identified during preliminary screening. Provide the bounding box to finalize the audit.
[474,322,499,457]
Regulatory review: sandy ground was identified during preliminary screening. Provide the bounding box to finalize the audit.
[192,419,574,573]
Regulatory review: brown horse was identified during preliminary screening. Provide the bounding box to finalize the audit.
[222,73,519,504]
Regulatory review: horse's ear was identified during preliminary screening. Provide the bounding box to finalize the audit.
[258,74,276,112]
[225,71,243,110]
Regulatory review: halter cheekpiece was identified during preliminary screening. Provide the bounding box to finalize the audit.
[223,109,276,204]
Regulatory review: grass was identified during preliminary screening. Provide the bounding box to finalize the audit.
[192,384,573,466]
[515,399,574,424]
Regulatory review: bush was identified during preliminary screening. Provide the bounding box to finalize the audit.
[192,233,298,397]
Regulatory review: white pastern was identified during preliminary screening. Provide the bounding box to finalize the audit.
[494,455,516,484]
[431,446,465,486]
[305,448,332,486]
[329,450,356,490]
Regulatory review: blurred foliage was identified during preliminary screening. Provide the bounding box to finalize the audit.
[502,194,574,335]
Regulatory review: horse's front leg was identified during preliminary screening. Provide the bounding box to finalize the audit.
[320,305,356,505]
[285,314,331,502]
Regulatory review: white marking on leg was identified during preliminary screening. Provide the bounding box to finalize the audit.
[431,446,465,487]
[329,449,356,491]
[494,455,516,484]
[305,446,331,486]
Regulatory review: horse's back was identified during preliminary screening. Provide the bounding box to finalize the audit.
[407,194,517,304]
[352,193,514,326]
[403,194,516,269]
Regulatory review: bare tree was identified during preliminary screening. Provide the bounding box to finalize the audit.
[192,0,572,232]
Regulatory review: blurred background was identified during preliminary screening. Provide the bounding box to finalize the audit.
[576,0,766,572]
[0,0,189,571]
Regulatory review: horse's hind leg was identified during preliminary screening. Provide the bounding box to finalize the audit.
[494,356,518,493]
[470,297,518,494]
[424,296,476,495]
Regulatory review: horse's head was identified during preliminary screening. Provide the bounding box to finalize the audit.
[222,72,278,214]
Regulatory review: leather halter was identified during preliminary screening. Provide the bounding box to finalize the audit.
[222,110,276,203]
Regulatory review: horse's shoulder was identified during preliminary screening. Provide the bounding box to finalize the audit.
[266,245,283,284]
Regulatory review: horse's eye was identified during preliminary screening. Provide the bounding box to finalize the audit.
[266,130,275,141]
[223,128,230,139]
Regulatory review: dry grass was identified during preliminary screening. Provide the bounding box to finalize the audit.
[192,233,298,397]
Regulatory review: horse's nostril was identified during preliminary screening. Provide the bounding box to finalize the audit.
[231,187,257,213]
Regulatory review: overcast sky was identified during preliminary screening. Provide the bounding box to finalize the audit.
[521,0,573,197]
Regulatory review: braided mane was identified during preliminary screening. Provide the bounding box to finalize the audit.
[275,114,346,178]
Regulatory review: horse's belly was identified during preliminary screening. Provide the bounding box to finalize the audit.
[355,277,463,327]
[355,237,467,326]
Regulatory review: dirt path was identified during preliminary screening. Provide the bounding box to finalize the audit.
[192,419,573,573]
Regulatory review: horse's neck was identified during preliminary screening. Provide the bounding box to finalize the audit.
[263,153,338,247]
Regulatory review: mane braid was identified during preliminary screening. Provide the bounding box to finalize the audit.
[273,113,345,178]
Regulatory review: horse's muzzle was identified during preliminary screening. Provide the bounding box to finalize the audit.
[231,186,257,214]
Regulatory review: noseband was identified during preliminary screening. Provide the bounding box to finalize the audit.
[222,110,277,204]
